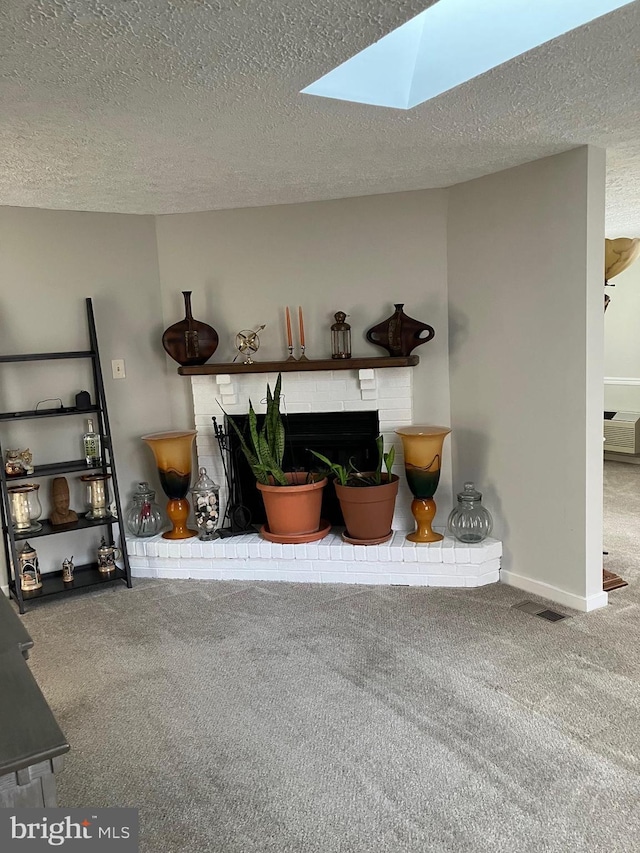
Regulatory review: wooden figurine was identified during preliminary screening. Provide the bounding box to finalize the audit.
[49,477,78,526]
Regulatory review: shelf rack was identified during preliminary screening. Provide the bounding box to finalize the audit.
[0,298,133,614]
[178,355,419,376]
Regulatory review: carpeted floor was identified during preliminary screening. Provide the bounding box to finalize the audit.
[21,460,640,853]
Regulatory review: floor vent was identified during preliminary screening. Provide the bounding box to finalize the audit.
[512,600,569,621]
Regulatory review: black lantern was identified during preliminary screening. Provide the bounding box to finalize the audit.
[331,312,351,359]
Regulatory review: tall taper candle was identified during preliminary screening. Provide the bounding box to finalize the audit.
[285,307,293,348]
[298,306,305,348]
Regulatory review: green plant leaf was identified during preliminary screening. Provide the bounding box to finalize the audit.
[384,446,395,476]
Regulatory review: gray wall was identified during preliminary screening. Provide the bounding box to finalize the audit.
[0,207,171,587]
[155,189,453,513]
[447,147,606,611]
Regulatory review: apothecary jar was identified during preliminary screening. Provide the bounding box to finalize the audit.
[447,482,493,543]
[125,481,164,538]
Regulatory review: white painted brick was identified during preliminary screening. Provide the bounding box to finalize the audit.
[311,401,345,412]
[254,569,284,581]
[402,544,418,563]
[235,540,249,559]
[389,538,404,562]
[187,568,222,580]
[361,390,378,401]
[282,543,295,559]
[416,546,430,563]
[168,543,181,559]
[179,543,193,558]
[343,400,381,411]
[145,540,160,557]
[477,570,501,585]
[280,571,322,583]
[186,559,216,570]
[220,394,238,406]
[468,543,491,564]
[358,369,375,380]
[360,378,377,390]
[131,566,158,578]
[305,542,319,560]
[353,545,372,561]
[485,540,503,561]
[453,546,470,564]
[441,540,456,564]
[216,374,232,386]
[259,541,272,559]
[427,575,459,587]
[270,542,283,559]
[221,542,237,559]
[479,558,501,576]
[352,573,388,585]
[286,403,313,413]
[129,556,149,568]
[464,576,480,587]
[317,542,332,560]
[330,543,343,561]
[248,541,261,559]
[220,567,255,580]
[190,542,203,558]
[293,544,307,559]
[389,574,429,586]
[377,543,391,561]
[320,572,356,584]
[156,567,189,579]
[427,542,443,562]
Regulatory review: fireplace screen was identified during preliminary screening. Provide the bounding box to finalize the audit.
[226,411,380,526]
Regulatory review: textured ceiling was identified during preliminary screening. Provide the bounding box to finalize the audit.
[1,0,640,233]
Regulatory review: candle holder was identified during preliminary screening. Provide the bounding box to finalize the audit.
[80,473,112,520]
[7,484,42,533]
[298,345,309,361]
[396,426,451,542]
[142,430,197,540]
[286,345,296,361]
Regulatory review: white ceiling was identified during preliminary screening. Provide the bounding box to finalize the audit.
[1,0,639,234]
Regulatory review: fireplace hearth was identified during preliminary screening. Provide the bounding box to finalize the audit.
[226,410,379,525]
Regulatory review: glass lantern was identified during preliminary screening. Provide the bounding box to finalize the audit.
[447,482,493,543]
[331,312,351,359]
[7,483,42,533]
[191,467,220,541]
[80,473,112,520]
[125,482,164,537]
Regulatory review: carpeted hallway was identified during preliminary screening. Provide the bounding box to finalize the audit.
[20,460,640,852]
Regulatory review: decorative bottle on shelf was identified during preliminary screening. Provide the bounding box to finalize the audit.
[83,418,102,467]
[191,467,220,541]
[447,482,493,543]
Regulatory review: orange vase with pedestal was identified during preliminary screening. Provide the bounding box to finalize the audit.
[142,430,197,540]
[396,426,451,543]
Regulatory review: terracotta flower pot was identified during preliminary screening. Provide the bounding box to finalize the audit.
[257,472,327,539]
[335,474,399,544]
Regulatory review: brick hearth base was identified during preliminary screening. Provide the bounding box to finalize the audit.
[126,530,501,587]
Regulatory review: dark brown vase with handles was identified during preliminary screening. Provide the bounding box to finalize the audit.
[162,291,219,366]
[366,303,435,357]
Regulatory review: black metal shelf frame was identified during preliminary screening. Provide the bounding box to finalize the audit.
[0,298,132,613]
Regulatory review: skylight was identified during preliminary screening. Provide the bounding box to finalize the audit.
[301,0,633,110]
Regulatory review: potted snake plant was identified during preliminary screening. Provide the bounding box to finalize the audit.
[225,374,328,542]
[311,437,399,544]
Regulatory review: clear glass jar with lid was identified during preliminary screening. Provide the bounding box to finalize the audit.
[125,481,164,537]
[447,482,493,543]
[191,467,220,541]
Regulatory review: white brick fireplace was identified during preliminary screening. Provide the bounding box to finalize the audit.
[126,367,501,587]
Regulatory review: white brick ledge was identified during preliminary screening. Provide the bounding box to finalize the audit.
[126,531,501,588]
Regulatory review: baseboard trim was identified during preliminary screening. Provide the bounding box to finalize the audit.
[500,570,608,612]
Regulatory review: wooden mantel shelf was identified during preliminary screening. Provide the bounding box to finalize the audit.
[178,355,419,376]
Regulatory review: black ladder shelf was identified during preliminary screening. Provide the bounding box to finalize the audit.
[0,298,132,613]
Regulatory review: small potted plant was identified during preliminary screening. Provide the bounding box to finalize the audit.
[312,437,399,544]
[225,374,328,543]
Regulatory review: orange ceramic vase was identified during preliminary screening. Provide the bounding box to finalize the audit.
[396,426,451,543]
[142,430,197,539]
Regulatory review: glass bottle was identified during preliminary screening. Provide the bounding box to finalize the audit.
[83,418,102,467]
[447,482,493,543]
[125,482,164,538]
[331,312,351,359]
[191,467,220,541]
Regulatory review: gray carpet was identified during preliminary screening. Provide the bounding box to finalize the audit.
[21,460,640,853]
